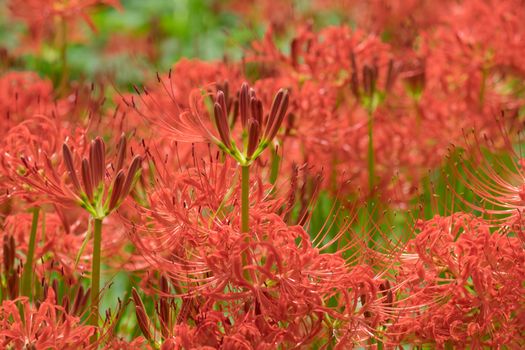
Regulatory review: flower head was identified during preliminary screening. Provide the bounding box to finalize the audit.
[61,135,143,218]
[387,213,525,348]
[133,81,289,166]
[12,132,142,219]
[0,288,95,349]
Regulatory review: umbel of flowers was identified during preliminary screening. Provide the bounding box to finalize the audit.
[5,130,142,332]
[128,87,390,346]
[133,81,288,233]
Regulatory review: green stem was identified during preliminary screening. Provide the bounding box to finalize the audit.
[367,110,376,247]
[241,165,250,233]
[269,147,280,185]
[367,111,375,196]
[21,207,40,299]
[90,218,103,331]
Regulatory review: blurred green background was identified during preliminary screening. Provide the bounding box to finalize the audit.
[0,0,353,87]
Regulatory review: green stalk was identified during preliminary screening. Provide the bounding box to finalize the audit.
[241,165,250,232]
[269,147,280,185]
[367,110,376,247]
[90,218,103,330]
[21,207,40,299]
[367,110,375,197]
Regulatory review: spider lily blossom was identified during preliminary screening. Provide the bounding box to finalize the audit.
[133,81,289,166]
[0,289,95,348]
[62,136,142,218]
[388,214,525,348]
[17,134,142,219]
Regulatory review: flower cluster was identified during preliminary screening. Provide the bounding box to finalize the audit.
[0,0,524,348]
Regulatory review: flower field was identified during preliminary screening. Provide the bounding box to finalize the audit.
[0,0,524,349]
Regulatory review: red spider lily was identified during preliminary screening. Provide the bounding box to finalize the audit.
[131,213,386,347]
[127,153,287,266]
[387,213,525,348]
[0,288,95,349]
[247,19,525,203]
[11,132,142,218]
[131,78,289,166]
[250,26,407,199]
[0,1,523,347]
[127,149,393,347]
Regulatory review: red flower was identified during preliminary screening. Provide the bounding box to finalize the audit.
[0,288,95,349]
[388,214,525,348]
[128,151,389,347]
[131,78,289,166]
[11,133,142,218]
